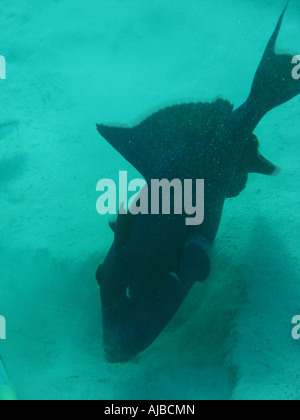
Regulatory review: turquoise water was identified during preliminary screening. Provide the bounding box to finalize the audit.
[0,0,299,400]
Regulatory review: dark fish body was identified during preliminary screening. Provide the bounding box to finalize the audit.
[96,5,300,362]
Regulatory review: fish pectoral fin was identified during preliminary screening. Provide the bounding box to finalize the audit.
[253,154,280,177]
[180,235,211,284]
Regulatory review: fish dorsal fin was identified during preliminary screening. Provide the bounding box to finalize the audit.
[227,135,279,198]
[97,99,234,179]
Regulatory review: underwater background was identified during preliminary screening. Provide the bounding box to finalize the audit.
[0,0,299,400]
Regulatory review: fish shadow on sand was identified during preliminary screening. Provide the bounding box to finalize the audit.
[228,216,300,399]
[241,215,299,333]
[0,153,27,185]
[0,121,19,143]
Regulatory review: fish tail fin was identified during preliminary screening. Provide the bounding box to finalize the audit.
[248,2,300,114]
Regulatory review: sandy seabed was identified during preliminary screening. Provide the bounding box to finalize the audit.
[0,0,299,400]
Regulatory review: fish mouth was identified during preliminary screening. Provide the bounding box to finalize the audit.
[100,271,197,363]
[102,320,153,364]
